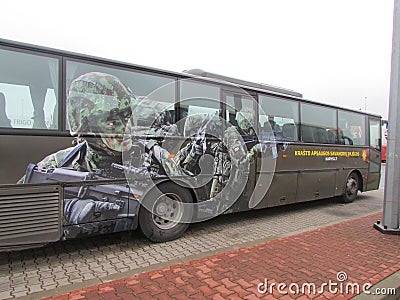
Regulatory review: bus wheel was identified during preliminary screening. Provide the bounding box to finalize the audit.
[139,183,193,242]
[342,172,359,203]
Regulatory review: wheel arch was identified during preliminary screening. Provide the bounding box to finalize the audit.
[137,179,197,242]
[341,169,363,194]
[350,169,363,192]
[140,178,198,203]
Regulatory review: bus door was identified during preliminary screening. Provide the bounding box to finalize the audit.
[253,95,301,209]
[223,90,258,210]
[367,117,382,190]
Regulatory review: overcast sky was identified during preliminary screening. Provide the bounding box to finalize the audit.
[0,0,395,119]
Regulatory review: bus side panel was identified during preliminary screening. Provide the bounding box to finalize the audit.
[335,169,348,197]
[261,173,298,208]
[0,134,72,185]
[290,144,337,203]
[253,142,298,209]
[297,170,336,202]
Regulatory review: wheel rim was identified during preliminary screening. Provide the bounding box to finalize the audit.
[151,193,184,230]
[346,176,358,197]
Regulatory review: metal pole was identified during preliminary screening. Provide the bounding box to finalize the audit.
[375,0,400,234]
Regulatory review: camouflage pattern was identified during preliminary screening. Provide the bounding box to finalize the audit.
[208,108,262,199]
[68,72,136,154]
[174,142,201,175]
[35,142,123,172]
[226,107,261,166]
[128,99,183,178]
[19,71,139,235]
[223,126,248,167]
[178,113,224,174]
[131,99,174,129]
[209,142,231,198]
[31,72,138,173]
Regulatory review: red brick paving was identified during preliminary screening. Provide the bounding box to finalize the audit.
[45,213,400,299]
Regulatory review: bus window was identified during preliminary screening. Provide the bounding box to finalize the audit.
[225,94,254,127]
[258,95,299,141]
[0,48,59,130]
[179,80,221,117]
[66,61,176,131]
[338,111,366,146]
[300,104,337,144]
[369,119,381,151]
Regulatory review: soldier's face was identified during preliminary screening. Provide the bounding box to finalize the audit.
[98,110,131,152]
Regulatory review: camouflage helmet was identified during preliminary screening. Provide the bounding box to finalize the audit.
[183,113,222,138]
[132,98,173,128]
[235,107,255,132]
[67,72,137,152]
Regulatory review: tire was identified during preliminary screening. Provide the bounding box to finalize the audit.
[139,182,193,242]
[342,172,359,203]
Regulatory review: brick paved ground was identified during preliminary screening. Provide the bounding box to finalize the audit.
[0,189,384,299]
[44,212,400,300]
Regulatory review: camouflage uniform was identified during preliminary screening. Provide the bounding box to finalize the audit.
[175,114,212,175]
[173,109,261,201]
[20,72,136,234]
[210,107,262,199]
[128,99,183,177]
[31,72,136,173]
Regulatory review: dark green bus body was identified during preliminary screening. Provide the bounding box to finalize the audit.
[0,39,381,250]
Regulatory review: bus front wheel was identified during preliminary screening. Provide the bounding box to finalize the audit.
[139,182,193,242]
[342,172,359,203]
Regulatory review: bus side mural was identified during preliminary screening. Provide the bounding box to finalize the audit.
[0,39,381,251]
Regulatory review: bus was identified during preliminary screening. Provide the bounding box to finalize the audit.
[0,39,381,251]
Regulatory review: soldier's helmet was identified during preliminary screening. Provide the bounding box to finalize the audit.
[235,107,255,134]
[67,72,137,152]
[183,113,221,138]
[132,99,173,128]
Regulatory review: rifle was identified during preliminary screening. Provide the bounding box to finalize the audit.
[24,163,142,225]
[111,163,161,180]
[191,114,215,154]
[179,114,216,173]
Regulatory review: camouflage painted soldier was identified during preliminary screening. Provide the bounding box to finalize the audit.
[128,99,183,177]
[20,72,137,231]
[173,108,262,204]
[35,72,136,172]
[225,107,263,165]
[174,113,221,176]
[210,107,263,200]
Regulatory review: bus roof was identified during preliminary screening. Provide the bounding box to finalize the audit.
[183,69,303,98]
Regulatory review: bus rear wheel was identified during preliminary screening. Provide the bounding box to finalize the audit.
[139,182,193,242]
[342,172,359,203]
